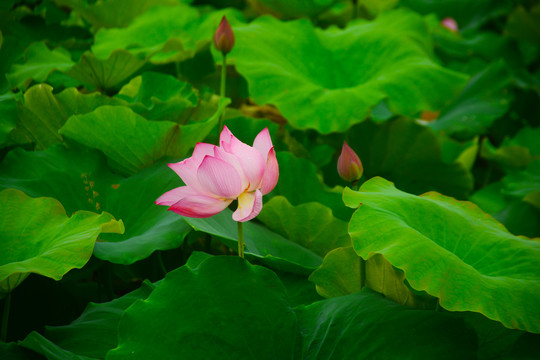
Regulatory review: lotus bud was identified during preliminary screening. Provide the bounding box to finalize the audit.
[214,16,235,54]
[441,17,459,33]
[337,142,363,182]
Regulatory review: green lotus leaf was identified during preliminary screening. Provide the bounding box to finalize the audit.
[94,162,192,265]
[66,50,146,91]
[273,152,352,221]
[116,71,198,121]
[20,332,95,360]
[471,182,540,238]
[52,0,191,29]
[0,189,124,296]
[257,196,350,256]
[0,91,19,146]
[427,60,513,140]
[184,210,322,274]
[106,256,302,359]
[309,247,436,308]
[6,41,73,90]
[60,101,228,176]
[0,341,42,360]
[308,247,363,299]
[15,84,125,150]
[481,126,540,171]
[0,145,121,214]
[344,177,540,333]
[249,0,338,18]
[0,146,192,265]
[232,10,468,133]
[92,5,245,64]
[348,118,474,199]
[502,160,540,209]
[297,289,477,360]
[36,281,155,359]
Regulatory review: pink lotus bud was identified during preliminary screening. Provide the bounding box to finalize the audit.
[441,17,459,33]
[337,142,363,182]
[214,16,235,54]
[156,127,278,222]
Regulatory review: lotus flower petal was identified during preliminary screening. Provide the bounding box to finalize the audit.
[197,156,242,198]
[213,146,249,191]
[233,189,263,222]
[253,128,273,160]
[219,126,235,150]
[260,147,279,195]
[155,186,197,207]
[169,194,232,218]
[228,136,265,192]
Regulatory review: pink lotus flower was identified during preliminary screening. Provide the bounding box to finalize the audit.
[337,142,363,182]
[441,17,459,33]
[156,126,279,222]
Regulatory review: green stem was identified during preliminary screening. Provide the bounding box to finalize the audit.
[435,300,441,312]
[1,292,11,342]
[218,52,227,134]
[237,221,244,258]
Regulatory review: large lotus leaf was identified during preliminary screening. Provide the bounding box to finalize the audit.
[106,256,302,359]
[0,342,43,360]
[116,71,197,121]
[6,41,73,90]
[257,196,350,256]
[471,182,540,238]
[184,210,322,274]
[92,5,244,64]
[94,162,192,264]
[309,247,436,308]
[297,289,477,360]
[52,0,189,29]
[232,10,468,133]
[15,84,125,149]
[502,160,540,209]
[348,118,474,199]
[19,332,95,360]
[343,177,540,333]
[37,281,155,359]
[60,101,228,176]
[0,189,124,296]
[400,0,512,31]
[308,247,362,299]
[0,91,19,146]
[427,60,513,140]
[248,0,338,18]
[0,146,192,265]
[481,126,540,171]
[66,50,146,91]
[0,145,121,214]
[273,152,352,221]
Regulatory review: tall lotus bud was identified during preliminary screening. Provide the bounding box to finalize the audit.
[441,17,459,33]
[214,16,235,54]
[337,142,363,182]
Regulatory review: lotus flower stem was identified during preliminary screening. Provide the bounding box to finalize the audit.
[238,221,244,258]
[218,53,227,133]
[1,292,11,342]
